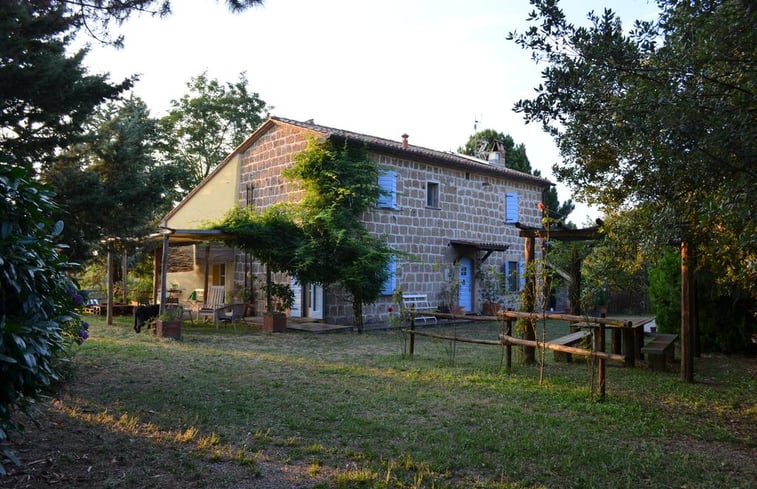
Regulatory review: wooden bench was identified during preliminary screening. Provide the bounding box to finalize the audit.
[550,330,591,362]
[641,333,677,371]
[402,294,437,325]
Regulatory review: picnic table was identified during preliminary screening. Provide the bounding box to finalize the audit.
[569,317,654,367]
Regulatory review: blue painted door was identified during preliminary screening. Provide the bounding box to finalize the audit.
[458,257,473,312]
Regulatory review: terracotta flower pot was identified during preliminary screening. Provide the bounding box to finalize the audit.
[483,302,500,316]
[263,313,287,333]
[155,319,182,340]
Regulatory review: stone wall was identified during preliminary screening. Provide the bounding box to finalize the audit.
[357,153,544,326]
[231,124,310,314]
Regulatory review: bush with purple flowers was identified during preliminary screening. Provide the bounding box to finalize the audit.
[1,167,91,474]
[60,287,90,348]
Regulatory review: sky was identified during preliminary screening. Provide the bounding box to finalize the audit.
[74,0,658,224]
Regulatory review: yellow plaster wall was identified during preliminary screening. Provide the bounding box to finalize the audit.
[165,155,241,229]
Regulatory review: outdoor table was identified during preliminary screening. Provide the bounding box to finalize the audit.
[569,319,651,367]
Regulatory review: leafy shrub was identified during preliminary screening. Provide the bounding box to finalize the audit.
[647,248,681,334]
[647,246,755,352]
[1,165,88,473]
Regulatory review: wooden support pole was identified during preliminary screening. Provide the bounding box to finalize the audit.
[160,234,170,316]
[122,250,128,305]
[409,314,416,356]
[622,327,635,367]
[499,334,626,363]
[611,329,622,355]
[406,330,502,345]
[523,235,536,364]
[203,244,211,302]
[506,315,514,370]
[152,247,160,304]
[569,248,582,316]
[499,310,630,328]
[635,326,645,363]
[681,239,694,382]
[408,309,636,328]
[106,246,114,326]
[596,321,606,401]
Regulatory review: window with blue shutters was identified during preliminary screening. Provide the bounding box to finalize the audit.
[377,170,397,209]
[380,257,396,295]
[519,260,526,291]
[504,261,520,292]
[505,192,519,223]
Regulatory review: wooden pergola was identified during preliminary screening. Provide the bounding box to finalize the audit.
[513,221,603,363]
[151,228,236,316]
[514,221,695,382]
[102,229,234,325]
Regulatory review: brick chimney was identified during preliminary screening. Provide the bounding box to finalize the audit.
[401,133,409,149]
[488,140,506,167]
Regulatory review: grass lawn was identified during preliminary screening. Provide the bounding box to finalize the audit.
[1,315,755,488]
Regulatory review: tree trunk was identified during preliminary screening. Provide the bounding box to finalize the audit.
[353,299,364,334]
[681,240,694,382]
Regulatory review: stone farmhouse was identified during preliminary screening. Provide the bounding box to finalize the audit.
[160,116,551,326]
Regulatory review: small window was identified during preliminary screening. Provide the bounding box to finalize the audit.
[212,263,226,286]
[504,261,519,292]
[377,170,397,209]
[426,181,439,208]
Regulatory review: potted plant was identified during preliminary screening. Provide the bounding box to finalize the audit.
[154,305,183,339]
[263,281,294,332]
[233,277,258,317]
[438,263,463,315]
[478,265,503,316]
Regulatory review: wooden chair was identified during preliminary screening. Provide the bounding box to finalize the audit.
[197,285,226,325]
[216,303,247,329]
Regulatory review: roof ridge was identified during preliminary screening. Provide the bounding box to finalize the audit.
[269,116,552,187]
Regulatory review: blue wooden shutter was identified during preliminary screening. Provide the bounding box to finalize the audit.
[505,192,519,223]
[381,257,396,295]
[377,170,397,209]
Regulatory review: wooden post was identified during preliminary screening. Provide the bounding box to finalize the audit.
[596,314,606,401]
[569,247,582,316]
[622,322,635,367]
[635,326,644,363]
[499,334,625,363]
[523,236,536,364]
[121,250,128,305]
[106,246,114,326]
[203,244,211,302]
[681,239,694,382]
[152,247,160,304]
[409,314,416,356]
[506,315,514,370]
[611,329,622,355]
[159,234,170,316]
